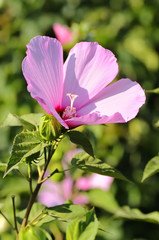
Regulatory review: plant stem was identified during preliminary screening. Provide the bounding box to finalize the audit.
[39,168,59,184]
[20,147,53,229]
[11,195,19,234]
[28,211,44,226]
[18,135,64,237]
[28,163,33,194]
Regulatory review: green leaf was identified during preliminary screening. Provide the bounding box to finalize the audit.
[66,219,80,240]
[154,120,159,128]
[67,131,94,157]
[0,113,23,128]
[79,209,98,240]
[0,112,43,130]
[115,206,159,225]
[66,209,99,240]
[87,189,120,213]
[4,131,43,177]
[46,203,87,223]
[20,203,88,227]
[17,203,46,226]
[142,156,159,182]
[0,163,7,172]
[20,113,43,127]
[71,152,130,182]
[19,226,49,240]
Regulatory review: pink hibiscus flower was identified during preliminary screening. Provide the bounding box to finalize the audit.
[38,149,114,207]
[76,174,114,191]
[38,175,88,207]
[53,23,74,45]
[22,36,146,129]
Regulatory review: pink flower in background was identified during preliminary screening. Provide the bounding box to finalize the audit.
[76,174,114,191]
[22,36,146,129]
[38,149,114,207]
[53,23,74,45]
[38,175,88,207]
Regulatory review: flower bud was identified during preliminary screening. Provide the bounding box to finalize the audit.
[39,114,62,141]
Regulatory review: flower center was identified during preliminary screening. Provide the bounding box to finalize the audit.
[62,93,78,120]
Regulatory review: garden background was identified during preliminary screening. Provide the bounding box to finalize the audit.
[0,0,159,239]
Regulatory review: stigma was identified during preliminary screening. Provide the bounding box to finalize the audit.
[62,93,78,120]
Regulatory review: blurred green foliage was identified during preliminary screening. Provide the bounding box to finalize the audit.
[0,0,159,239]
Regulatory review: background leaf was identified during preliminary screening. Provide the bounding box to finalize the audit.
[115,206,159,225]
[87,189,120,213]
[71,152,130,182]
[67,131,94,157]
[146,88,159,94]
[142,156,159,182]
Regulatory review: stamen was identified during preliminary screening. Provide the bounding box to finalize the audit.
[66,93,78,108]
[62,93,78,120]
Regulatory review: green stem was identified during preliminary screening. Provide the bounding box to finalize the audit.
[39,166,75,184]
[40,168,59,184]
[27,211,45,227]
[20,147,53,230]
[19,135,64,234]
[28,163,33,194]
[11,195,19,234]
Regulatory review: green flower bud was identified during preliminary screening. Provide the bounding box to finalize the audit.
[39,114,62,141]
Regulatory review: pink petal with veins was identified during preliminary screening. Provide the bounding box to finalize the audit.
[62,42,118,110]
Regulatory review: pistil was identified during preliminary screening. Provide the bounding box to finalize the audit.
[62,93,78,120]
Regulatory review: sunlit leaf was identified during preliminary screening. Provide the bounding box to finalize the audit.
[71,152,130,182]
[142,156,159,182]
[0,163,7,172]
[67,131,94,157]
[79,209,98,240]
[0,113,23,128]
[19,226,50,240]
[0,113,43,130]
[66,220,80,240]
[46,203,87,223]
[66,208,98,240]
[17,203,46,226]
[4,131,44,177]
[20,113,43,127]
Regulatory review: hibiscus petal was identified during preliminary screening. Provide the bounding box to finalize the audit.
[22,36,68,129]
[62,42,118,110]
[66,79,145,127]
[65,112,124,128]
